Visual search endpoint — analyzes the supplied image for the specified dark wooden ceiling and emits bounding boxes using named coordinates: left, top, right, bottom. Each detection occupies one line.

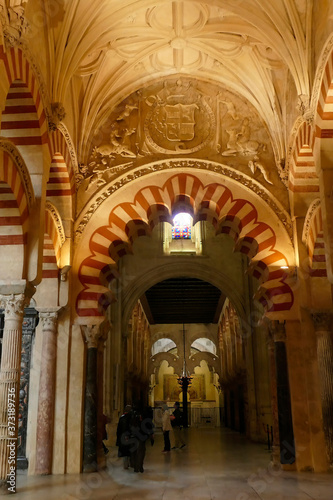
left=141, top=277, right=225, bottom=324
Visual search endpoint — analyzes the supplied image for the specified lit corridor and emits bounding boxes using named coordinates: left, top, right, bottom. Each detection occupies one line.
left=14, top=428, right=333, bottom=499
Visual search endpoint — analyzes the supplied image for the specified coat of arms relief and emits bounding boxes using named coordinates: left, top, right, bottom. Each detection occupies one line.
left=78, top=78, right=273, bottom=195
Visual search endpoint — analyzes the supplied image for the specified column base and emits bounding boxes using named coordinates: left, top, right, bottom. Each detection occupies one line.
left=0, top=480, right=15, bottom=495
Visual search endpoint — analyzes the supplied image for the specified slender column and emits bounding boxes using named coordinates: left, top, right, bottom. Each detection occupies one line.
left=267, top=324, right=280, bottom=466
left=270, top=321, right=295, bottom=465
left=0, top=294, right=27, bottom=493
left=82, top=325, right=103, bottom=472
left=17, top=309, right=38, bottom=469
left=35, top=310, right=59, bottom=475
left=312, top=312, right=333, bottom=466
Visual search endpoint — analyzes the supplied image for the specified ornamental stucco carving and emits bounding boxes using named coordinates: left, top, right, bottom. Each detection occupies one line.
left=79, top=78, right=277, bottom=197
left=0, top=1, right=28, bottom=47
left=45, top=202, right=66, bottom=246
left=302, top=199, right=321, bottom=247
left=75, top=159, right=292, bottom=241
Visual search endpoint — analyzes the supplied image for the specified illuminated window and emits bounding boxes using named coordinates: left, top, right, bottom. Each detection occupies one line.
left=171, top=213, right=192, bottom=239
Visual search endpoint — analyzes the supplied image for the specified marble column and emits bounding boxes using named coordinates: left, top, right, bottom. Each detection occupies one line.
left=267, top=325, right=280, bottom=466
left=17, top=309, right=38, bottom=469
left=35, top=310, right=59, bottom=475
left=0, top=294, right=27, bottom=493
left=271, top=321, right=295, bottom=465
left=82, top=325, right=103, bottom=472
left=312, top=312, right=333, bottom=466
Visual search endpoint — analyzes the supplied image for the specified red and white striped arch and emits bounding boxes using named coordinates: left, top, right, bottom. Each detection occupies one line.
left=289, top=122, right=318, bottom=193
left=0, top=148, right=32, bottom=278
left=0, top=47, right=49, bottom=150
left=48, top=129, right=76, bottom=201
left=76, top=171, right=294, bottom=318
left=303, top=200, right=327, bottom=278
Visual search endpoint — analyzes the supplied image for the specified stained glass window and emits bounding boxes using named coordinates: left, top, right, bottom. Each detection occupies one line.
left=172, top=213, right=192, bottom=239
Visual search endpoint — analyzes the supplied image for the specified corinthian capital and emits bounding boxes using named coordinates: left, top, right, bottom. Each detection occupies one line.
left=311, top=312, right=333, bottom=332
left=81, top=324, right=103, bottom=348
left=0, top=293, right=27, bottom=319
left=268, top=320, right=286, bottom=343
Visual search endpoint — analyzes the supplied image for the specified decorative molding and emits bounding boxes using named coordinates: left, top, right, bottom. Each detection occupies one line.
left=75, top=158, right=292, bottom=240
left=57, top=121, right=79, bottom=177
left=285, top=115, right=307, bottom=176
left=45, top=201, right=66, bottom=246
left=0, top=138, right=35, bottom=207
left=302, top=198, right=321, bottom=246
left=311, top=33, right=333, bottom=113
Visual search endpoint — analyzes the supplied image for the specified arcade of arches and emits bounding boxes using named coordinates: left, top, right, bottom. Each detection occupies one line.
left=0, top=0, right=333, bottom=493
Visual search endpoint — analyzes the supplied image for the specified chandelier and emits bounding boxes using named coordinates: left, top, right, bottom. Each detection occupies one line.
left=177, top=323, right=192, bottom=388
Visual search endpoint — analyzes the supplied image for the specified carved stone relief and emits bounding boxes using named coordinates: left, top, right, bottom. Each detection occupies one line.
left=78, top=77, right=279, bottom=210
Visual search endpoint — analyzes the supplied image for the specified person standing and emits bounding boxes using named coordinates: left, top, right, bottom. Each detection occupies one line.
left=130, top=405, right=154, bottom=473
left=116, top=405, right=132, bottom=469
left=171, top=402, right=186, bottom=449
left=161, top=404, right=172, bottom=453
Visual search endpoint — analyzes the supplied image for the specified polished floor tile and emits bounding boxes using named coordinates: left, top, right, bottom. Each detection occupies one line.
left=12, top=428, right=333, bottom=499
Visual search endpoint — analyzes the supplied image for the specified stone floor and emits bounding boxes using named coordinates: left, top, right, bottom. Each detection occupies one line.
left=13, top=427, right=333, bottom=499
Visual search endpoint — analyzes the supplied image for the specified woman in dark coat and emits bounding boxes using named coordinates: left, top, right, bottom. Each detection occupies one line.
left=116, top=405, right=132, bottom=469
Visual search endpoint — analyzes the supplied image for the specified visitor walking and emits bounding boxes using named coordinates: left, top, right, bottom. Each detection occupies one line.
left=161, top=404, right=172, bottom=453
left=171, top=402, right=186, bottom=449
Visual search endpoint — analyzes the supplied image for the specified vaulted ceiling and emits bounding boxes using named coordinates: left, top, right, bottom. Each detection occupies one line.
left=26, top=0, right=313, bottom=164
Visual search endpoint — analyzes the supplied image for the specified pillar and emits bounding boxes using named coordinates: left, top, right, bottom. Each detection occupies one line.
left=82, top=324, right=103, bottom=472
left=35, top=310, right=60, bottom=475
left=267, top=324, right=280, bottom=466
left=312, top=312, right=333, bottom=467
left=0, top=294, right=27, bottom=493
left=271, top=321, right=295, bottom=465
left=17, top=308, right=38, bottom=469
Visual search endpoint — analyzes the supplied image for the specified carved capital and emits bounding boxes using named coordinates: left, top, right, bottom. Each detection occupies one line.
left=311, top=312, right=333, bottom=332
left=48, top=102, right=66, bottom=131
left=268, top=320, right=286, bottom=343
left=38, top=311, right=59, bottom=332
left=81, top=324, right=103, bottom=348
left=0, top=293, right=27, bottom=320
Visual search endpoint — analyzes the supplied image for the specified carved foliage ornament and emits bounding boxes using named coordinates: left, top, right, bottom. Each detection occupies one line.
left=45, top=201, right=66, bottom=246
left=75, top=159, right=292, bottom=240
left=39, top=311, right=58, bottom=331
left=0, top=294, right=27, bottom=319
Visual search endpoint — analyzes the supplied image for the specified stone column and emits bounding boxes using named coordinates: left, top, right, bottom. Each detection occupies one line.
left=35, top=310, right=59, bottom=475
left=82, top=324, right=103, bottom=472
left=271, top=321, right=295, bottom=465
left=312, top=312, right=333, bottom=466
left=0, top=294, right=27, bottom=493
left=267, top=324, right=280, bottom=467
left=17, top=309, right=38, bottom=469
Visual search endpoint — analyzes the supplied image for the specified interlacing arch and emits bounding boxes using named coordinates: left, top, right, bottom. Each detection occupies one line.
left=0, top=146, right=33, bottom=279
left=77, top=172, right=294, bottom=317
